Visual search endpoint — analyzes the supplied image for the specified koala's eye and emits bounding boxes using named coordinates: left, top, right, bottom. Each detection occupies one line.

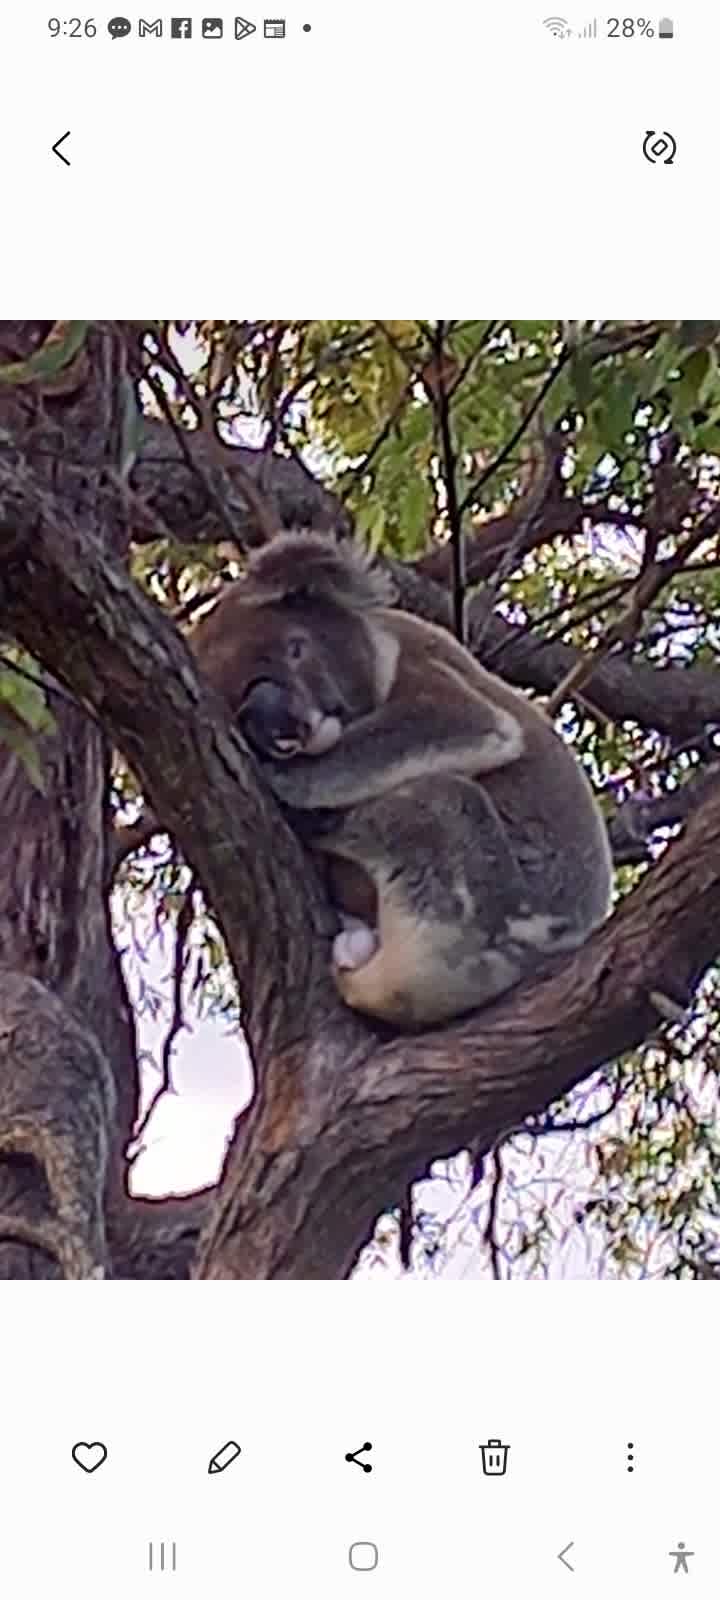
left=286, top=635, right=307, bottom=662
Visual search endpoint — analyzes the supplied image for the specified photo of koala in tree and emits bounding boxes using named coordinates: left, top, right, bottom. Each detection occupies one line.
left=0, top=319, right=718, bottom=1281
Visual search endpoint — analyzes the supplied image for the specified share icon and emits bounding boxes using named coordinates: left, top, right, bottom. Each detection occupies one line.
left=345, top=1441, right=373, bottom=1472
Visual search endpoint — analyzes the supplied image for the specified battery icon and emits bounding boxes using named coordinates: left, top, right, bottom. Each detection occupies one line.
left=658, top=17, right=674, bottom=37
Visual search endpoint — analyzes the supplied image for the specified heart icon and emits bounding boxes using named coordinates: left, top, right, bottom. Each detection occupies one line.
left=72, top=1441, right=108, bottom=1473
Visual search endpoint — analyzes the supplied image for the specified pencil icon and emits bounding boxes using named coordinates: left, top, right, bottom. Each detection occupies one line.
left=208, top=1440, right=241, bottom=1474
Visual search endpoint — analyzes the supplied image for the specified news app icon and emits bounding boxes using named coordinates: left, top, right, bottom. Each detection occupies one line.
left=235, top=15, right=257, bottom=37
left=171, top=16, right=192, bottom=37
left=264, top=17, right=286, bottom=36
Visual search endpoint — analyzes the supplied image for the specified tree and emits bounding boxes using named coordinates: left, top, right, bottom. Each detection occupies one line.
left=0, top=318, right=719, bottom=1281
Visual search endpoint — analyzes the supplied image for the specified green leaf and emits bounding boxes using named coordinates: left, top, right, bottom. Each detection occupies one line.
left=118, top=374, right=144, bottom=479
left=0, top=659, right=55, bottom=734
left=0, top=321, right=90, bottom=386
left=672, top=348, right=713, bottom=416
left=0, top=706, right=47, bottom=791
left=568, top=353, right=595, bottom=409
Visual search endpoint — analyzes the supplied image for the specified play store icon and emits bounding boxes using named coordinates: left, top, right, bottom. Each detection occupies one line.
left=234, top=15, right=256, bottom=36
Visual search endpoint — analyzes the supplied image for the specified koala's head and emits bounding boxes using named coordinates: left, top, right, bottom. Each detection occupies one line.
left=190, top=535, right=389, bottom=741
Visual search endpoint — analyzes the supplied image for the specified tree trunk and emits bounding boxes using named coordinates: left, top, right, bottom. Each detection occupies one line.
left=0, top=320, right=718, bottom=1280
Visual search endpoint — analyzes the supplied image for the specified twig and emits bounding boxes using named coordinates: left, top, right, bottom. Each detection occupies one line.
left=459, top=346, right=571, bottom=514
left=140, top=340, right=277, bottom=547
left=545, top=507, right=720, bottom=717
left=483, top=1150, right=504, bottom=1280
left=269, top=326, right=375, bottom=448
left=346, top=390, right=410, bottom=488
left=129, top=877, right=197, bottom=1158
left=447, top=320, right=499, bottom=399
left=469, top=426, right=569, bottom=648
left=429, top=321, right=466, bottom=642
left=109, top=808, right=166, bottom=880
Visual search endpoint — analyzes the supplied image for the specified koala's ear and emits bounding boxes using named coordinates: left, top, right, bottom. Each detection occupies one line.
left=245, top=531, right=393, bottom=610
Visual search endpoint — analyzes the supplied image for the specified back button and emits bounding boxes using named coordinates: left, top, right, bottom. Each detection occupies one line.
left=52, top=131, right=71, bottom=166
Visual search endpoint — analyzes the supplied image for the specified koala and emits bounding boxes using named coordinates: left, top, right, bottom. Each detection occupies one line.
left=191, top=532, right=613, bottom=1029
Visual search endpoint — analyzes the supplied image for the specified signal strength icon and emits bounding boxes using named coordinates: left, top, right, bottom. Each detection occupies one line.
left=543, top=15, right=569, bottom=35
left=579, top=16, right=597, bottom=35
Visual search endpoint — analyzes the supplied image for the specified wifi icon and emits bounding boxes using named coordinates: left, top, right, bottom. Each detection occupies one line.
left=543, top=15, right=569, bottom=34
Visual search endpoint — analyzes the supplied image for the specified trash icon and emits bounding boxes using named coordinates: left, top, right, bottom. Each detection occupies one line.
left=480, top=1439, right=509, bottom=1476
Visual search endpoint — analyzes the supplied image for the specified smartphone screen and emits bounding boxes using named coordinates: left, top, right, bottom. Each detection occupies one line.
left=0, top=1, right=717, bottom=1594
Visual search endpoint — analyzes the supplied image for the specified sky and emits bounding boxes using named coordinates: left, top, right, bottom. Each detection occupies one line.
left=121, top=912, right=251, bottom=1198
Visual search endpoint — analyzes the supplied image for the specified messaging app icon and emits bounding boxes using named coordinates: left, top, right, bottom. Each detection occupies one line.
left=107, top=15, right=131, bottom=36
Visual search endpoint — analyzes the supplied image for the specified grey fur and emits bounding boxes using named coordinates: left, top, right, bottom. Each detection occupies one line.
left=192, top=531, right=613, bottom=1029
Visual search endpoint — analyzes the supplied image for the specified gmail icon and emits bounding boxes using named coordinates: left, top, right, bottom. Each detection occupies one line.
left=138, top=17, right=163, bottom=34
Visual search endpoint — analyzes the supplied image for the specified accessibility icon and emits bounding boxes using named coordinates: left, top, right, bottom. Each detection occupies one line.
left=480, top=1439, right=509, bottom=1476
left=669, top=1541, right=694, bottom=1574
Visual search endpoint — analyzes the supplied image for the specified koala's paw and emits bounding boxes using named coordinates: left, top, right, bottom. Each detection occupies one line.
left=332, top=918, right=379, bottom=971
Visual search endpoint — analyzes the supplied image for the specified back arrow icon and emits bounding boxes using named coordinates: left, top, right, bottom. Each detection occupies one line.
left=52, top=131, right=71, bottom=166
left=558, top=1541, right=575, bottom=1571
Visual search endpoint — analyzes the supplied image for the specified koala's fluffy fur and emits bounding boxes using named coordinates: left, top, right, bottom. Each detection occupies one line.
left=191, top=531, right=613, bottom=1029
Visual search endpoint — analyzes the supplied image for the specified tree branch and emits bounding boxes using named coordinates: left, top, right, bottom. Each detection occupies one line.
left=383, top=550, right=720, bottom=743
left=197, top=772, right=720, bottom=1278
left=0, top=443, right=336, bottom=1062
left=0, top=971, right=116, bottom=1278
left=119, top=419, right=720, bottom=744
left=128, top=416, right=350, bottom=550
left=607, top=761, right=720, bottom=863
left=2, top=391, right=720, bottom=1279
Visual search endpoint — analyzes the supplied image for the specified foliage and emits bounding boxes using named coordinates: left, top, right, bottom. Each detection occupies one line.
left=0, top=650, right=56, bottom=790
left=9, top=316, right=720, bottom=1278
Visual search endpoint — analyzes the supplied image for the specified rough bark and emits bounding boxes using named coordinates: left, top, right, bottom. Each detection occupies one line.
left=195, top=775, right=720, bottom=1277
left=0, top=320, right=718, bottom=1280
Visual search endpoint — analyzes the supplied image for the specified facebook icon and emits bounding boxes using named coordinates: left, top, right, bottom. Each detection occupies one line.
left=170, top=16, right=192, bottom=35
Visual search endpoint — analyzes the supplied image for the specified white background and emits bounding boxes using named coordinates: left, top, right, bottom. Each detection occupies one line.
left=2, top=1285, right=718, bottom=1595
left=0, top=1, right=714, bottom=308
